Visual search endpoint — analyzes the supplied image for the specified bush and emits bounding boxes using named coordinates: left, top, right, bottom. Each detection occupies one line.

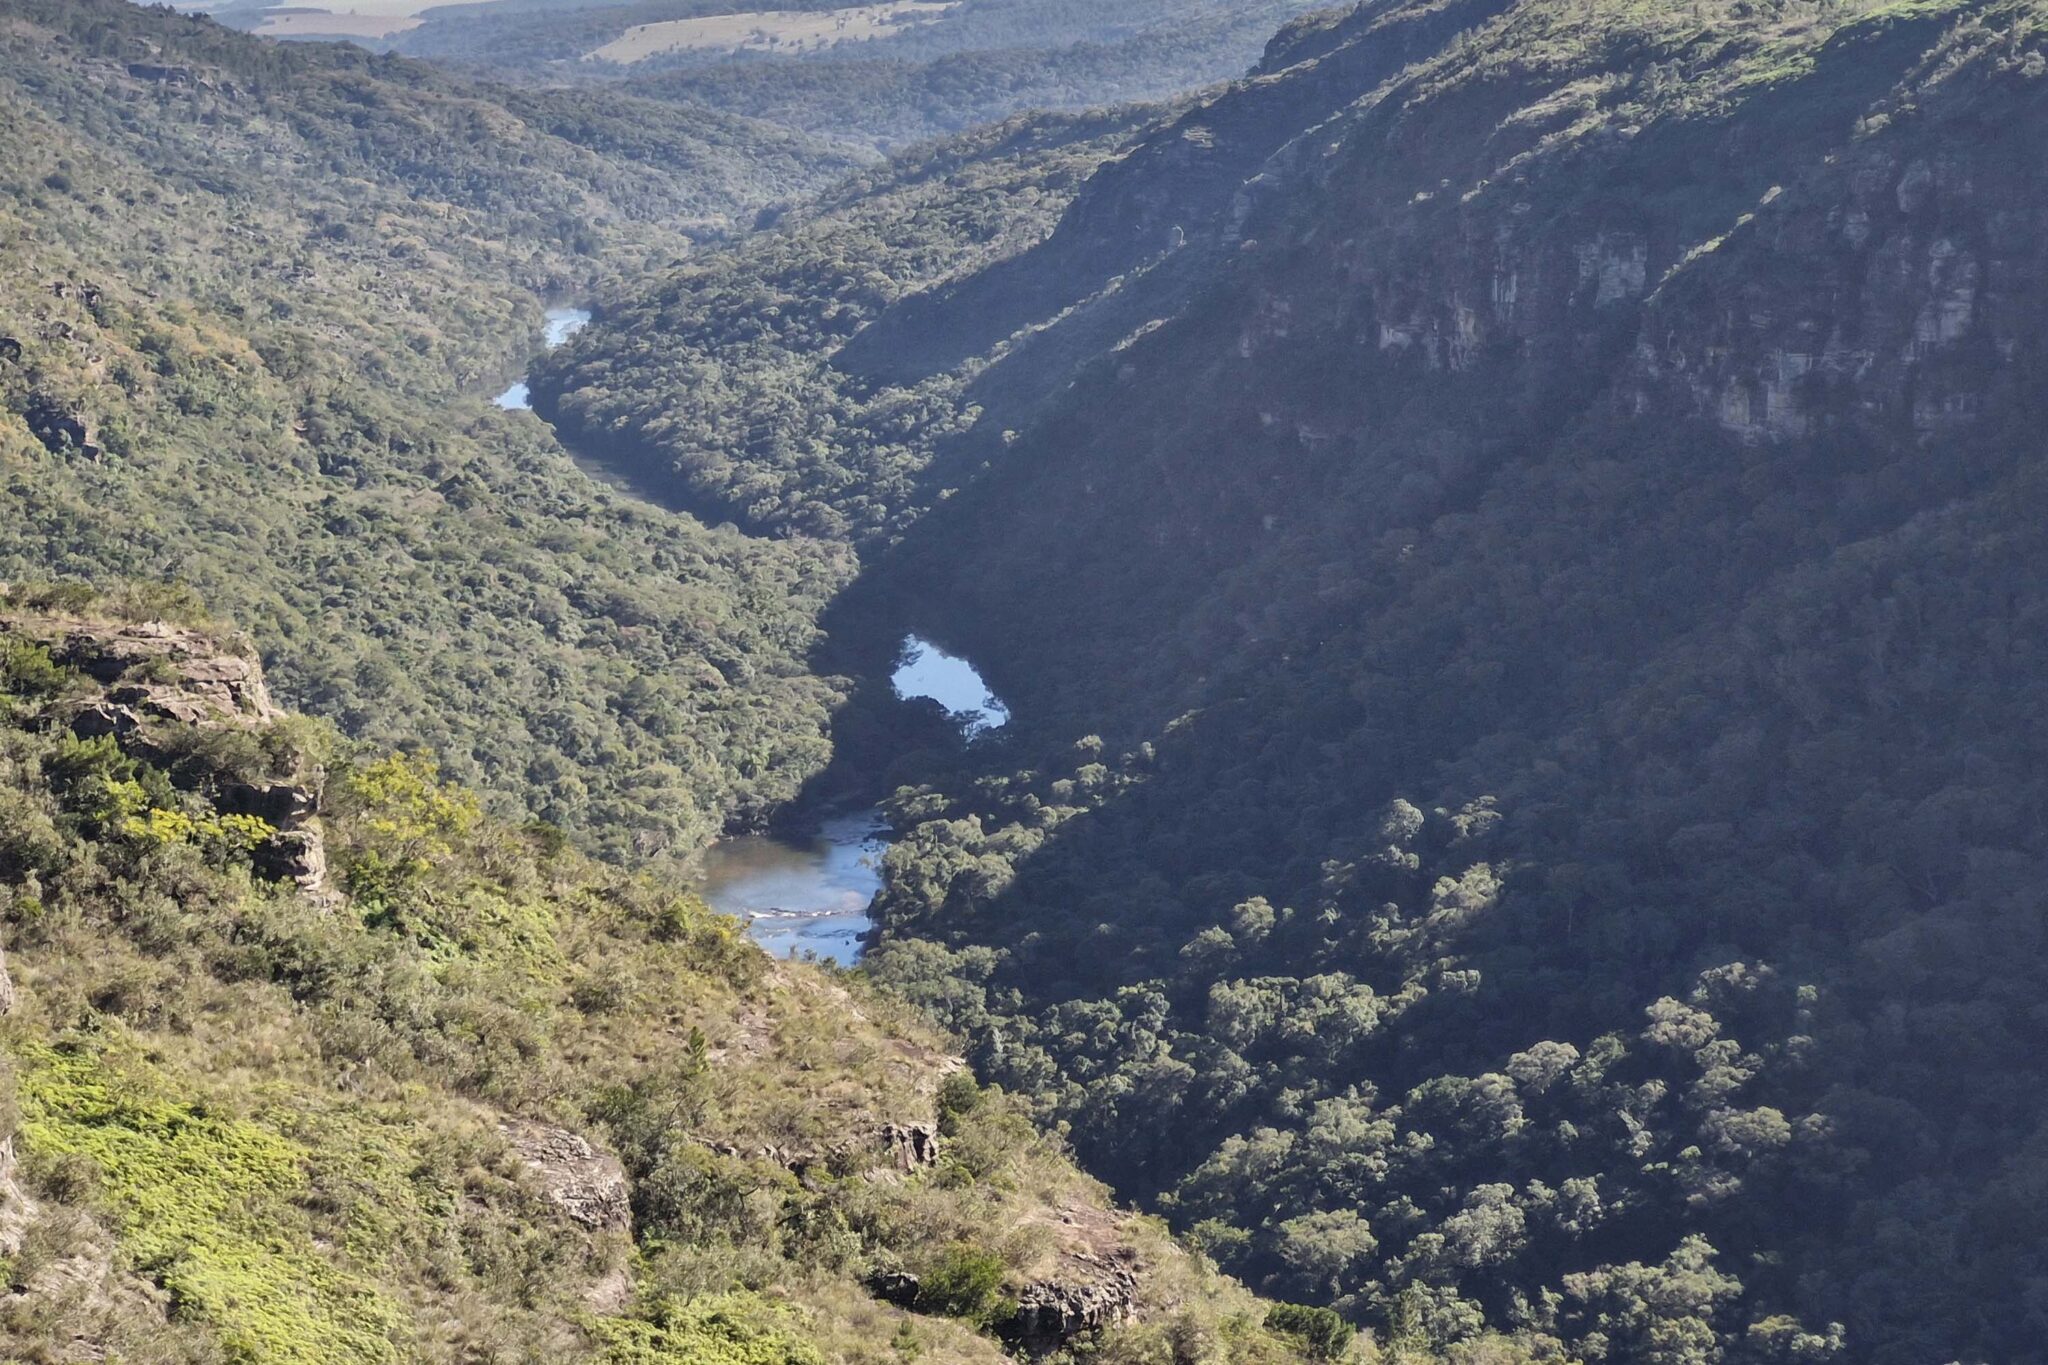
left=1266, top=1303, right=1355, bottom=1361
left=913, top=1244, right=1015, bottom=1328
left=0, top=640, right=70, bottom=699
left=935, top=1069, right=981, bottom=1136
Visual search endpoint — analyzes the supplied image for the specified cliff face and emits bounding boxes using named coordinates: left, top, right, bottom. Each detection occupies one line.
left=889, top=0, right=2048, bottom=704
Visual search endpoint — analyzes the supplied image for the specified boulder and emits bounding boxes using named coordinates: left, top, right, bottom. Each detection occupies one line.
left=252, top=827, right=327, bottom=892
left=500, top=1120, right=632, bottom=1231
left=0, top=337, right=20, bottom=363
left=869, top=1270, right=920, bottom=1306
left=68, top=699, right=143, bottom=742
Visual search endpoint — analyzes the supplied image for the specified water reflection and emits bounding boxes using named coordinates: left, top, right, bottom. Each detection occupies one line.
left=700, top=811, right=887, bottom=965
left=710, top=638, right=1007, bottom=962
left=494, top=306, right=591, bottom=410
left=893, top=635, right=1009, bottom=733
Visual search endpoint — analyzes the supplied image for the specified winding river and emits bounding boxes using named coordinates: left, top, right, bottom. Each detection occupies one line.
left=496, top=306, right=1005, bottom=966
left=702, top=637, right=1008, bottom=964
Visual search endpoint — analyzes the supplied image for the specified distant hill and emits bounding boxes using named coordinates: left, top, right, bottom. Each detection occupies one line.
left=281, top=0, right=1334, bottom=151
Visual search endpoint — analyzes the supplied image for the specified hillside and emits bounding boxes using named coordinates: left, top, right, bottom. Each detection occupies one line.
left=0, top=0, right=862, bottom=860
left=564, top=0, right=2048, bottom=1358
left=0, top=591, right=1332, bottom=1364
left=531, top=104, right=1161, bottom=540
left=367, top=0, right=1331, bottom=153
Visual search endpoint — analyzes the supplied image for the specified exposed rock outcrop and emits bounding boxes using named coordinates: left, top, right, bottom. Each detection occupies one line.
left=250, top=827, right=328, bottom=892
left=4, top=612, right=329, bottom=891
left=878, top=1120, right=939, bottom=1172
left=1002, top=1203, right=1143, bottom=1353
left=499, top=1120, right=632, bottom=1231
left=45, top=619, right=280, bottom=724
left=1009, top=1268, right=1139, bottom=1353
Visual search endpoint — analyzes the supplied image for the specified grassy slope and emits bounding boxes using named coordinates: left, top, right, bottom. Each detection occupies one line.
left=0, top=595, right=1324, bottom=1364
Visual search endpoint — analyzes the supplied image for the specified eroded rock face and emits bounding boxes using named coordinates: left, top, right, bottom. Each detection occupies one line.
left=1008, top=1264, right=1139, bottom=1353
left=8, top=613, right=332, bottom=894
left=46, top=620, right=280, bottom=725
left=251, top=828, right=327, bottom=892
left=499, top=1120, right=632, bottom=1231
left=878, top=1121, right=939, bottom=1172
left=999, top=1201, right=1144, bottom=1353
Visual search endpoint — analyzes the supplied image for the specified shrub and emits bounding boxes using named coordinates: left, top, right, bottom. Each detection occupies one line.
left=913, top=1244, right=1015, bottom=1328
left=0, top=639, right=70, bottom=699
left=935, top=1070, right=982, bottom=1136
left=1266, top=1303, right=1355, bottom=1361
left=591, top=1293, right=826, bottom=1365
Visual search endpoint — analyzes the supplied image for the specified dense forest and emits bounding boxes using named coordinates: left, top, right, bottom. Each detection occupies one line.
left=531, top=105, right=1160, bottom=539
left=0, top=0, right=863, bottom=860
left=555, top=0, right=2048, bottom=1359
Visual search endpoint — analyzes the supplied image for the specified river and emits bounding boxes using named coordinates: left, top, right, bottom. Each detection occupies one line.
left=495, top=306, right=1001, bottom=966
left=702, top=636, right=1007, bottom=964
left=493, top=306, right=591, bottom=409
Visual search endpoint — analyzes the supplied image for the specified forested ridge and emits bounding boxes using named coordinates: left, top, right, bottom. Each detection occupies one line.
left=563, top=0, right=2048, bottom=1358
left=532, top=105, right=1161, bottom=540
left=0, top=0, right=862, bottom=860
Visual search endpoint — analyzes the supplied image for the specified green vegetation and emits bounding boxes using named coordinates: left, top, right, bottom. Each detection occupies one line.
left=13, top=0, right=2048, bottom=1361
left=18, top=1042, right=410, bottom=1365
left=0, top=602, right=1320, bottom=1363
left=534, top=0, right=2048, bottom=1359
left=589, top=1294, right=826, bottom=1365
left=0, top=0, right=861, bottom=859
left=535, top=105, right=1155, bottom=540
left=912, top=1245, right=1016, bottom=1327
left=1264, top=1305, right=1354, bottom=1362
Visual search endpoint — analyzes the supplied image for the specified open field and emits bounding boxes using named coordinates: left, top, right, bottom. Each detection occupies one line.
left=587, top=1, right=955, bottom=62
left=252, top=7, right=427, bottom=37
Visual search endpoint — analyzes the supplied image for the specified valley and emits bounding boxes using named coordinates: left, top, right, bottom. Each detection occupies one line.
left=6, top=0, right=2048, bottom=1360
